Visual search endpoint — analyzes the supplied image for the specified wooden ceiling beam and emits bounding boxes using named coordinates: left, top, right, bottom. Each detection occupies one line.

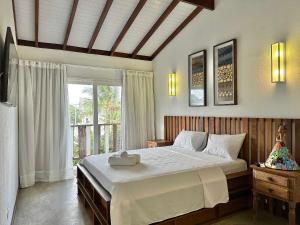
left=35, top=0, right=39, bottom=47
left=132, top=0, right=180, bottom=58
left=18, top=39, right=152, bottom=61
left=151, top=6, right=203, bottom=59
left=63, top=0, right=79, bottom=50
left=110, top=0, right=147, bottom=56
left=88, top=0, right=113, bottom=53
left=12, top=0, right=18, bottom=43
left=181, top=0, right=214, bottom=10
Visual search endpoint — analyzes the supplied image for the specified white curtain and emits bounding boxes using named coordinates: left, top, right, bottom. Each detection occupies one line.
left=122, top=70, right=155, bottom=150
left=18, top=60, right=73, bottom=188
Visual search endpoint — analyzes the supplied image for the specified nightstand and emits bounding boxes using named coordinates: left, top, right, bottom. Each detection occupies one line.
left=146, top=139, right=172, bottom=148
left=251, top=165, right=300, bottom=225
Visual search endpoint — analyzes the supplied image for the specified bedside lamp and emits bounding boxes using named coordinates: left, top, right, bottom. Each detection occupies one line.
left=271, top=42, right=286, bottom=83
left=168, top=73, right=176, bottom=96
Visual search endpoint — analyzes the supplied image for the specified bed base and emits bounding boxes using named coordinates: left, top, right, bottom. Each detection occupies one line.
left=77, top=165, right=252, bottom=225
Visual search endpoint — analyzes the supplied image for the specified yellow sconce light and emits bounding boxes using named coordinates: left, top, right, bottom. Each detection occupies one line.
left=168, top=73, right=176, bottom=96
left=271, top=42, right=286, bottom=83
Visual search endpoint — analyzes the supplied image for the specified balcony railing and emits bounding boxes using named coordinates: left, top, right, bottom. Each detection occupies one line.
left=71, top=123, right=121, bottom=162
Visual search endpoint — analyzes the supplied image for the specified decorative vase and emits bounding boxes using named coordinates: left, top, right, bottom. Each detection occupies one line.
left=265, top=124, right=299, bottom=170
left=265, top=142, right=300, bottom=171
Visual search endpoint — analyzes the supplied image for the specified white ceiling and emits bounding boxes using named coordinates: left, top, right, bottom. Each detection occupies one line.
left=93, top=0, right=139, bottom=51
left=139, top=2, right=196, bottom=56
left=68, top=0, right=107, bottom=48
left=116, top=0, right=173, bottom=54
left=14, top=0, right=198, bottom=57
left=39, top=0, right=74, bottom=43
left=15, top=0, right=35, bottom=41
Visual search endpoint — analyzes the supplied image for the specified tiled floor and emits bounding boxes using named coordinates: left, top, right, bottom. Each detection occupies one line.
left=13, top=179, right=288, bottom=225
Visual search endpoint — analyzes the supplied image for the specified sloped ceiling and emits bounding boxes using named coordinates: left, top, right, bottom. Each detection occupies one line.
left=13, top=0, right=214, bottom=61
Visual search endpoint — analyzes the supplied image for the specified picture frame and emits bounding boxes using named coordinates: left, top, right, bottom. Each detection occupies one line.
left=213, top=39, right=237, bottom=105
left=188, top=50, right=207, bottom=107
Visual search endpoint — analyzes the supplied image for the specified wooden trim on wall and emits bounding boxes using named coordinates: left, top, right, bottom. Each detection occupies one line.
left=18, top=39, right=152, bottom=61
left=63, top=0, right=79, bottom=50
left=151, top=6, right=203, bottom=59
left=182, top=0, right=215, bottom=10
left=12, top=0, right=18, bottom=42
left=164, top=116, right=300, bottom=165
left=132, top=0, right=180, bottom=58
left=110, top=0, right=147, bottom=55
left=87, top=0, right=113, bottom=52
left=35, top=0, right=39, bottom=47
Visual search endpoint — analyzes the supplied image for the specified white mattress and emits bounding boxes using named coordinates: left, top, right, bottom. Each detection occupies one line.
left=81, top=146, right=247, bottom=194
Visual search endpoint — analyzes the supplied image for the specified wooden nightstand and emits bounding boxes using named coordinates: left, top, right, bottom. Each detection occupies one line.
left=251, top=165, right=300, bottom=225
left=146, top=139, right=172, bottom=148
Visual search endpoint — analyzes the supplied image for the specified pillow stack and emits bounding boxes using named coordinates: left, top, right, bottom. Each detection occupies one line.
left=173, top=130, right=207, bottom=151
left=203, top=133, right=246, bottom=160
left=173, top=130, right=246, bottom=160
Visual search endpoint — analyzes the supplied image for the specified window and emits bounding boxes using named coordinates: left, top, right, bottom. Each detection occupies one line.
left=68, top=84, right=122, bottom=165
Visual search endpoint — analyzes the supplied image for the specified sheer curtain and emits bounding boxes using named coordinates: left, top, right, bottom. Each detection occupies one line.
left=122, top=70, right=155, bottom=150
left=18, top=60, right=73, bottom=188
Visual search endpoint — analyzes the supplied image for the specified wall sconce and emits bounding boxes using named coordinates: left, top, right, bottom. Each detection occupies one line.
left=271, top=42, right=286, bottom=83
left=168, top=73, right=176, bottom=96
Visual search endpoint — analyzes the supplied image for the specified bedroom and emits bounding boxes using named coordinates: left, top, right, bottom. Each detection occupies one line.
left=0, top=0, right=300, bottom=225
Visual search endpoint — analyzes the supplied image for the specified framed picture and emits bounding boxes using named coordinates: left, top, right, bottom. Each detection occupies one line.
left=213, top=39, right=237, bottom=105
left=188, top=50, right=207, bottom=107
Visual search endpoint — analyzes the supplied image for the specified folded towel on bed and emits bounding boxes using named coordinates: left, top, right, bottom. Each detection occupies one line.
left=108, top=151, right=141, bottom=166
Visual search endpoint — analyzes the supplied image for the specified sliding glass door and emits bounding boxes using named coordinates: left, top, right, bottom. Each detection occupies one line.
left=68, top=84, right=121, bottom=165
left=97, top=85, right=122, bottom=154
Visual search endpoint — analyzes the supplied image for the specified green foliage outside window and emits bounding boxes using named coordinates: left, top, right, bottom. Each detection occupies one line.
left=69, top=85, right=121, bottom=165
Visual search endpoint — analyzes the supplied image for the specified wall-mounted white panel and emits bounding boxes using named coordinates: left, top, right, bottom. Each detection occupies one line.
left=139, top=2, right=196, bottom=56
left=39, top=0, right=73, bottom=44
left=68, top=0, right=106, bottom=48
left=93, top=0, right=139, bottom=51
left=0, top=104, right=18, bottom=225
left=116, top=0, right=172, bottom=54
left=14, top=0, right=35, bottom=41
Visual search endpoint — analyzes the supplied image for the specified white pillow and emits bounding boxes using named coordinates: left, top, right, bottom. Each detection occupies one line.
left=173, top=130, right=207, bottom=151
left=203, top=133, right=246, bottom=160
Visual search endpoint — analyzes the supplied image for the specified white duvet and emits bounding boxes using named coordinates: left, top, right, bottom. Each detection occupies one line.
left=81, top=146, right=247, bottom=225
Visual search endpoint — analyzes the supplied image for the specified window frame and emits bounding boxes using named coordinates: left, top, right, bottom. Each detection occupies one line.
left=68, top=82, right=122, bottom=155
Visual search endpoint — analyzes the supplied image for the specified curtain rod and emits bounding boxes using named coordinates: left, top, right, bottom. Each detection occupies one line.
left=65, top=63, right=152, bottom=73
left=18, top=58, right=152, bottom=72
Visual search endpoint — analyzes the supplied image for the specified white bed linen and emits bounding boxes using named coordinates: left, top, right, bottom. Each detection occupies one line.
left=81, top=146, right=247, bottom=225
left=82, top=146, right=247, bottom=193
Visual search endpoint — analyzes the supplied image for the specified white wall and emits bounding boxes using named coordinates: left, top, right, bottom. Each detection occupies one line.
left=17, top=46, right=153, bottom=71
left=153, top=0, right=300, bottom=138
left=0, top=0, right=19, bottom=225
left=0, top=0, right=16, bottom=42
left=0, top=105, right=18, bottom=225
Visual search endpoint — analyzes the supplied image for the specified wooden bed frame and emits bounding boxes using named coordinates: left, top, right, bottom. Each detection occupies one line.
left=77, top=115, right=300, bottom=225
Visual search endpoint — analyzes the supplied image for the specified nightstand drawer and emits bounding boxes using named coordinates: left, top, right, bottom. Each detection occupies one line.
left=255, top=180, right=290, bottom=201
left=148, top=142, right=157, bottom=148
left=254, top=170, right=289, bottom=187
left=146, top=140, right=172, bottom=148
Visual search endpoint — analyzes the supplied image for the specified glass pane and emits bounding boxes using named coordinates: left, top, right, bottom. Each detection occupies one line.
left=97, top=86, right=122, bottom=153
left=68, top=84, right=94, bottom=165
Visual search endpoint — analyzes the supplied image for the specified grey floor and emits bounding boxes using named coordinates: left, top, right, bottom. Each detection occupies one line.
left=13, top=179, right=288, bottom=225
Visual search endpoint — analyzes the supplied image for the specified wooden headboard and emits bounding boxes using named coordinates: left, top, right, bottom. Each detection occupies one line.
left=164, top=116, right=300, bottom=165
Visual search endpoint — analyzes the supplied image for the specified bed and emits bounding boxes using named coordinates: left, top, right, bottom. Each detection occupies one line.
left=77, top=116, right=267, bottom=225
